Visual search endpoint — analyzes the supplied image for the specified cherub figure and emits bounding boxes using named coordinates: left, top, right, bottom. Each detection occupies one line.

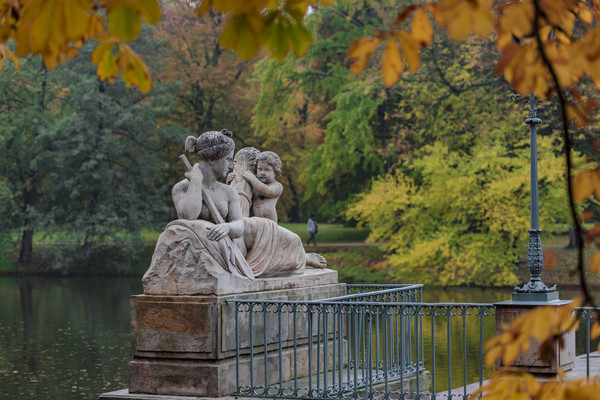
left=241, top=151, right=283, bottom=223
left=227, top=147, right=260, bottom=218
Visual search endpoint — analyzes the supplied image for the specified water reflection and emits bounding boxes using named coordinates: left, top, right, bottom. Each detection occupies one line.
left=0, top=277, right=141, bottom=400
left=0, top=278, right=595, bottom=400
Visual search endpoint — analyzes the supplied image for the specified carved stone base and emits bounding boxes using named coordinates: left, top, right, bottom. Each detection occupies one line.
left=126, top=277, right=345, bottom=397
left=495, top=300, right=575, bottom=374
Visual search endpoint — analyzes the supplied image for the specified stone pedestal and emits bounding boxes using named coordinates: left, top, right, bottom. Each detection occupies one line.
left=126, top=268, right=344, bottom=397
left=494, top=297, right=575, bottom=374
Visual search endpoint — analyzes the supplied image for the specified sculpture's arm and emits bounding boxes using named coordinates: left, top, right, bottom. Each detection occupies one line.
left=206, top=185, right=245, bottom=241
left=242, top=171, right=283, bottom=198
left=172, top=164, right=204, bottom=219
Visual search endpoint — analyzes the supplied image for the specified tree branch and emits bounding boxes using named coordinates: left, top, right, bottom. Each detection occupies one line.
left=532, top=0, right=594, bottom=307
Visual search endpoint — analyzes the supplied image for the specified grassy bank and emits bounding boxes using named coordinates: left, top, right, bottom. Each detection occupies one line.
left=3, top=226, right=599, bottom=290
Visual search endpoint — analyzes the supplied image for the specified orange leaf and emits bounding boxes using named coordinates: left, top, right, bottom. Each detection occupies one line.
left=498, top=2, right=534, bottom=38
left=544, top=250, right=556, bottom=270
left=590, top=170, right=600, bottom=201
left=581, top=210, right=595, bottom=222
left=395, top=30, right=420, bottom=72
left=573, top=170, right=593, bottom=203
left=439, top=0, right=494, bottom=42
left=590, top=251, right=600, bottom=273
left=411, top=8, right=433, bottom=47
left=348, top=35, right=382, bottom=75
left=381, top=38, right=404, bottom=86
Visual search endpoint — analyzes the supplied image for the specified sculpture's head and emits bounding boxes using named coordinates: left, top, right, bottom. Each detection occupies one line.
left=234, top=147, right=260, bottom=173
left=256, top=151, right=282, bottom=181
left=185, top=129, right=235, bottom=162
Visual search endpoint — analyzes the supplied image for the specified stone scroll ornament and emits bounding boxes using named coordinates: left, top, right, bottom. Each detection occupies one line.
left=179, top=154, right=255, bottom=280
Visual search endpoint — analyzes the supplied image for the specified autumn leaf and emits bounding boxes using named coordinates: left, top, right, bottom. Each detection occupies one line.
left=91, top=40, right=119, bottom=83
left=108, top=5, right=141, bottom=41
left=498, top=1, right=534, bottom=39
left=411, top=8, right=433, bottom=47
left=287, top=21, right=313, bottom=57
left=392, top=5, right=417, bottom=28
left=544, top=250, right=556, bottom=270
left=590, top=252, right=600, bottom=273
left=117, top=44, right=153, bottom=93
left=438, top=0, right=494, bottom=42
left=0, top=43, right=19, bottom=72
left=220, top=11, right=263, bottom=59
left=395, top=30, right=420, bottom=72
left=348, top=34, right=382, bottom=75
left=381, top=38, right=403, bottom=86
left=572, top=170, right=593, bottom=203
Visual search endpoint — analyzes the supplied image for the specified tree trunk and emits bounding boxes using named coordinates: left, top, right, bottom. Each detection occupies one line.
left=566, top=227, right=579, bottom=249
left=18, top=229, right=34, bottom=265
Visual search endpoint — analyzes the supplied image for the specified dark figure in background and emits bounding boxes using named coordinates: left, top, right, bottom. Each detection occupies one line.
left=307, top=215, right=318, bottom=246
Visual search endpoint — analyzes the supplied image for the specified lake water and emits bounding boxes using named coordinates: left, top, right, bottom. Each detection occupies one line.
left=0, top=277, right=590, bottom=400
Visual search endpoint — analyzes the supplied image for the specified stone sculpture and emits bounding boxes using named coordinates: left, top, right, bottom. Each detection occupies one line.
left=226, top=146, right=260, bottom=218
left=142, top=130, right=326, bottom=296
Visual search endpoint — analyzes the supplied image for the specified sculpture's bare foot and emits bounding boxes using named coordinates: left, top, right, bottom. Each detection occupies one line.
left=306, top=253, right=327, bottom=268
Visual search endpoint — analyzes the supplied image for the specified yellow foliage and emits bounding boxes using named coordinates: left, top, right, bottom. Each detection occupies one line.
left=0, top=0, right=160, bottom=92
left=472, top=373, right=600, bottom=400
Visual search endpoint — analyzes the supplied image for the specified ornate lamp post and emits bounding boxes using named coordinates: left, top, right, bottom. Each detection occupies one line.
left=511, top=94, right=557, bottom=301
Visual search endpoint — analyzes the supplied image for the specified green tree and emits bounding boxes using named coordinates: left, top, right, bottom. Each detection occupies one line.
left=0, top=56, right=58, bottom=264
left=40, top=38, right=184, bottom=270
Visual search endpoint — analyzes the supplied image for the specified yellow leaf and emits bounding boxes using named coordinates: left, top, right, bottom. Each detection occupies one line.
left=591, top=170, right=600, bottom=200
left=220, top=11, right=263, bottom=59
left=348, top=35, right=382, bottom=75
left=484, top=344, right=502, bottom=366
left=288, top=21, right=313, bottom=57
left=411, top=8, right=433, bottom=47
left=503, top=341, right=520, bottom=365
left=108, top=5, right=141, bottom=42
left=0, top=43, right=20, bottom=72
left=196, top=0, right=214, bottom=16
left=524, top=373, right=541, bottom=396
left=572, top=170, right=593, bottom=203
left=590, top=252, right=600, bottom=273
left=498, top=2, right=534, bottom=38
left=91, top=41, right=118, bottom=83
left=117, top=44, right=153, bottom=93
left=138, top=0, right=161, bottom=25
left=439, top=0, right=494, bottom=42
left=381, top=38, right=404, bottom=86
left=395, top=30, right=420, bottom=72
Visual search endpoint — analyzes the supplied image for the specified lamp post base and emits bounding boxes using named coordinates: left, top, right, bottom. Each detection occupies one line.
left=512, top=290, right=559, bottom=302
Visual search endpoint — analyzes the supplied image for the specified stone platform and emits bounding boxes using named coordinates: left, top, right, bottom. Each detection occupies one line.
left=124, top=268, right=345, bottom=397
left=494, top=299, right=575, bottom=374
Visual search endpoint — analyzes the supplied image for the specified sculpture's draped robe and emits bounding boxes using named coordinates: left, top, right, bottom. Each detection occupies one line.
left=142, top=217, right=305, bottom=295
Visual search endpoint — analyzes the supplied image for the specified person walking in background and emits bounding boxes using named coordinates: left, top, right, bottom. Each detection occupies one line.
left=307, top=215, right=318, bottom=246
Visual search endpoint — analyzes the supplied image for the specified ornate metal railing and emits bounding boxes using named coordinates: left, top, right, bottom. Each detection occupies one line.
left=228, top=288, right=599, bottom=400
left=576, top=307, right=600, bottom=379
